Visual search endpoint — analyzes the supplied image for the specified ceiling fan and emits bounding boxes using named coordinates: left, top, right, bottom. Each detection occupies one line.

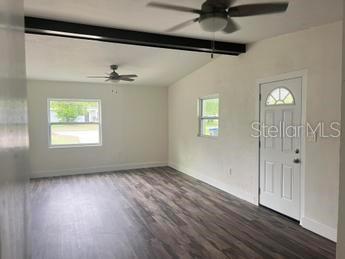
left=147, top=0, right=289, bottom=33
left=88, top=65, right=138, bottom=83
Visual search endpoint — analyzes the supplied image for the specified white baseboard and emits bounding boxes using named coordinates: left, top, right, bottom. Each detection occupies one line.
left=300, top=217, right=337, bottom=242
left=31, top=161, right=168, bottom=179
left=32, top=161, right=338, bottom=242
left=169, top=162, right=257, bottom=205
left=169, top=162, right=337, bottom=242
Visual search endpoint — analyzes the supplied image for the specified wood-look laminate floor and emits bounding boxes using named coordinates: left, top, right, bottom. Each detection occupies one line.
left=31, top=167, right=336, bottom=259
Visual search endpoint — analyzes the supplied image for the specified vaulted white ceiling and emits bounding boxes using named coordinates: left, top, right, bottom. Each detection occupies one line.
left=25, top=34, right=213, bottom=86
left=24, top=0, right=343, bottom=85
left=25, top=0, right=342, bottom=43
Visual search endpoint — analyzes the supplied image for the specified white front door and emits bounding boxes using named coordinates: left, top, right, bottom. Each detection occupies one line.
left=259, top=77, right=302, bottom=220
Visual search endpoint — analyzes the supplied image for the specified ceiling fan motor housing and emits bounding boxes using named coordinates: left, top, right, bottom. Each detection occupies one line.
left=199, top=3, right=228, bottom=32
left=110, top=64, right=119, bottom=71
left=110, top=71, right=120, bottom=80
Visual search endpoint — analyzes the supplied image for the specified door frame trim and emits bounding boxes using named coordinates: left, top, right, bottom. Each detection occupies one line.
left=256, top=70, right=308, bottom=221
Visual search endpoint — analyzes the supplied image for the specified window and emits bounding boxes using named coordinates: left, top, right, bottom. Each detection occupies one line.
left=266, top=87, right=295, bottom=106
left=199, top=96, right=219, bottom=137
left=48, top=99, right=101, bottom=147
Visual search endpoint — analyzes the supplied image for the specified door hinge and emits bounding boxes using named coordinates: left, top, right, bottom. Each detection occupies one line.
left=259, top=140, right=261, bottom=149
left=259, top=188, right=261, bottom=195
left=259, top=93, right=262, bottom=102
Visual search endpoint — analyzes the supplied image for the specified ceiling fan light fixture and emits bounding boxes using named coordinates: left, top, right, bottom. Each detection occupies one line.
left=199, top=13, right=228, bottom=32
left=147, top=1, right=289, bottom=34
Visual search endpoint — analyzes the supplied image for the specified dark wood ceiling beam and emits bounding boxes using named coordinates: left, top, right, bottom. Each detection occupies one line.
left=25, top=16, right=246, bottom=56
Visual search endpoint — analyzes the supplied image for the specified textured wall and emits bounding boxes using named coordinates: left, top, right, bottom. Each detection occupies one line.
left=169, top=22, right=342, bottom=241
left=337, top=2, right=345, bottom=257
left=27, top=80, right=168, bottom=178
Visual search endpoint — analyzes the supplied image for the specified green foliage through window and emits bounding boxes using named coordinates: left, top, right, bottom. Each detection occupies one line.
left=202, top=98, right=219, bottom=117
left=50, top=100, right=99, bottom=123
left=199, top=97, right=219, bottom=137
left=48, top=99, right=101, bottom=146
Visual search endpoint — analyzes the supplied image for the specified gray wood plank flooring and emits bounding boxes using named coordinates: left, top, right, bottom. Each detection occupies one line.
left=30, top=167, right=336, bottom=259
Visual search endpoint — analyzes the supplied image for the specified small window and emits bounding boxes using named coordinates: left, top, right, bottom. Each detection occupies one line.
left=266, top=87, right=295, bottom=106
left=199, top=96, right=219, bottom=137
left=48, top=99, right=101, bottom=147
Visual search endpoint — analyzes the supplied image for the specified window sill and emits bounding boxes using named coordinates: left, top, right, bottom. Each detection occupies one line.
left=48, top=143, right=103, bottom=149
left=197, top=135, right=218, bottom=139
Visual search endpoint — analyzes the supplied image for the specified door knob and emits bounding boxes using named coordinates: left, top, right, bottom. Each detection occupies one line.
left=293, top=158, right=301, bottom=164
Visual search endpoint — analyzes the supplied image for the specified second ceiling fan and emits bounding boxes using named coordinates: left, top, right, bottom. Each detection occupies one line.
left=147, top=0, right=289, bottom=33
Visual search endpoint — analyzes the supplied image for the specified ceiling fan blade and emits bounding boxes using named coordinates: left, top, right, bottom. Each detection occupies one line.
left=119, top=77, right=135, bottom=82
left=119, top=74, right=138, bottom=78
left=228, top=2, right=289, bottom=17
left=166, top=18, right=199, bottom=32
left=222, top=18, right=240, bottom=34
left=147, top=2, right=202, bottom=14
left=88, top=76, right=110, bottom=78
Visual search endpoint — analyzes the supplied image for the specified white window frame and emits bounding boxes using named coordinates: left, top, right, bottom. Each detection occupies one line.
left=198, top=95, right=220, bottom=138
left=48, top=98, right=102, bottom=148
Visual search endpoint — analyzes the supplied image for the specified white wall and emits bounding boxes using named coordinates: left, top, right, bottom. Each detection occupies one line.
left=337, top=1, right=345, bottom=257
left=0, top=0, right=30, bottom=257
left=28, top=80, right=168, bottom=178
left=169, top=22, right=342, bottom=241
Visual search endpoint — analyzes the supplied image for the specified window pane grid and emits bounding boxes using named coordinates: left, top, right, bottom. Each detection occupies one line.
left=200, top=116, right=219, bottom=119
left=49, top=122, right=100, bottom=125
left=48, top=99, right=101, bottom=147
left=199, top=97, right=219, bottom=137
left=266, top=87, right=295, bottom=106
